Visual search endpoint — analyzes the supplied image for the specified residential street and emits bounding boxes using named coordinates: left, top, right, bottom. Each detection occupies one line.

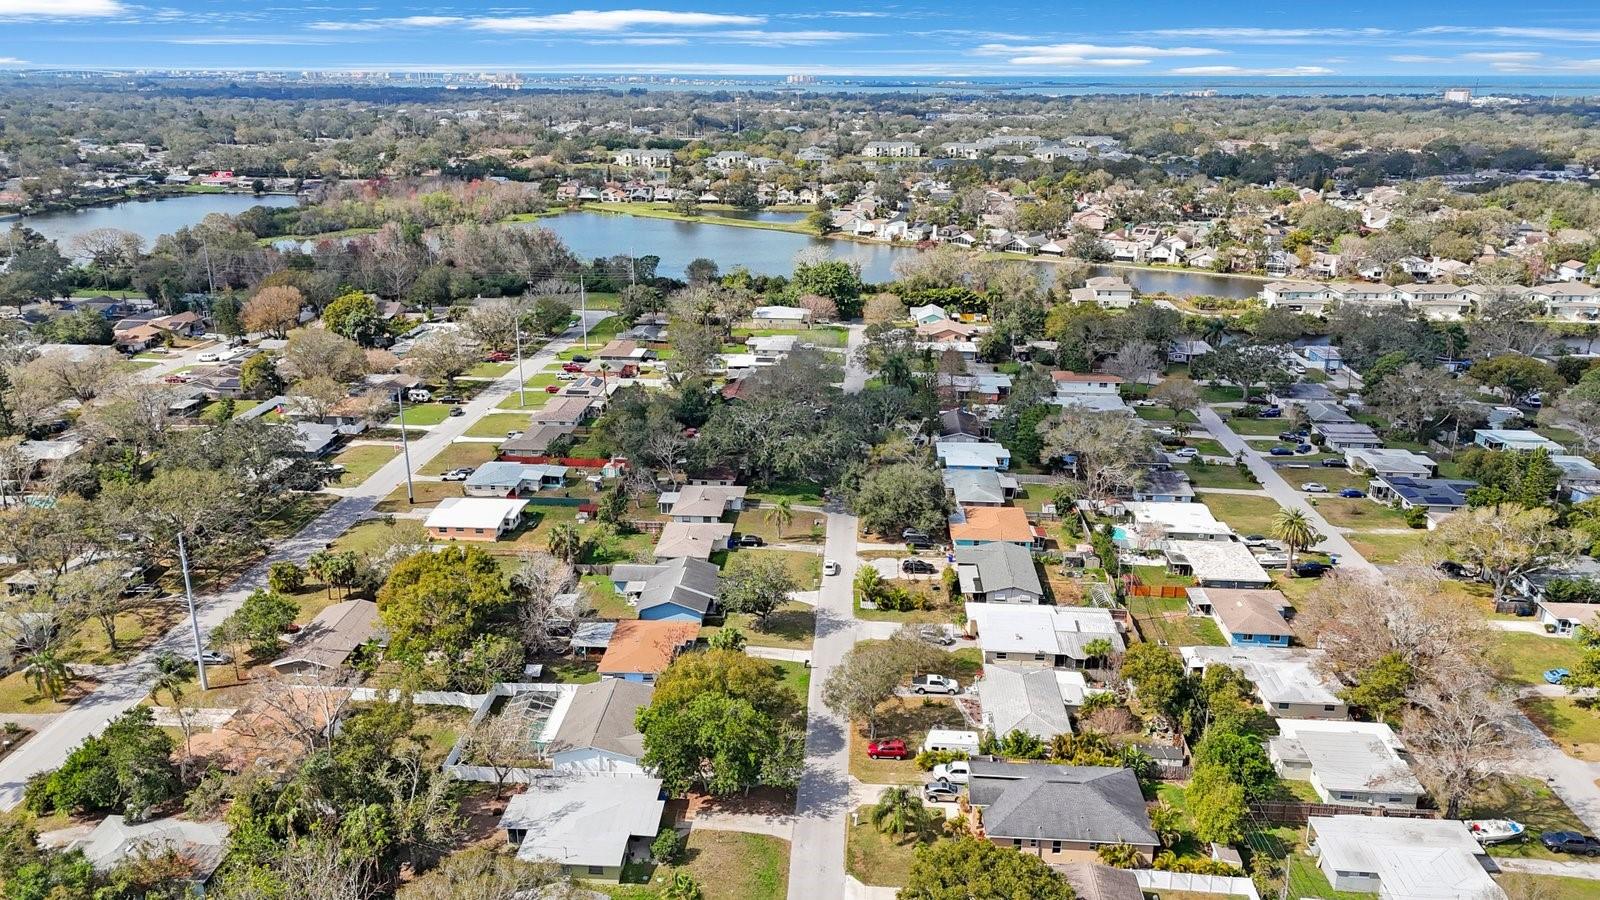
left=0, top=312, right=610, bottom=809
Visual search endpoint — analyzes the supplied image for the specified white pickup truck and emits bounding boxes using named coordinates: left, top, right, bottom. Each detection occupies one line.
left=931, top=760, right=972, bottom=784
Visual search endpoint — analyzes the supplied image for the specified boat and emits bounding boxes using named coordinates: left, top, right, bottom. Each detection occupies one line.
left=1465, top=819, right=1525, bottom=844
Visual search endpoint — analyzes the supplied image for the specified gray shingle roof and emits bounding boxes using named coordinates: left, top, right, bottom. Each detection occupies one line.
left=610, top=557, right=722, bottom=614
left=548, top=679, right=654, bottom=760
left=954, top=542, right=1043, bottom=597
left=967, top=761, right=1157, bottom=847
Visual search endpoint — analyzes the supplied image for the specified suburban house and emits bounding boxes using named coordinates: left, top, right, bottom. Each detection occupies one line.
left=954, top=542, right=1044, bottom=603
left=750, top=305, right=811, bottom=327
left=1161, top=539, right=1272, bottom=589
left=978, top=665, right=1089, bottom=739
left=1051, top=372, right=1125, bottom=401
left=270, top=599, right=383, bottom=675
left=424, top=497, right=528, bottom=542
left=966, top=762, right=1159, bottom=862
left=62, top=816, right=230, bottom=890
left=1181, top=645, right=1348, bottom=719
left=499, top=774, right=665, bottom=881
left=1307, top=816, right=1502, bottom=898
left=936, top=440, right=1012, bottom=471
left=546, top=679, right=654, bottom=773
left=533, top=396, right=597, bottom=429
left=464, top=462, right=569, bottom=497
left=1312, top=422, right=1382, bottom=452
left=1128, top=469, right=1195, bottom=504
left=658, top=484, right=746, bottom=523
left=498, top=424, right=577, bottom=460
left=1186, top=587, right=1295, bottom=647
left=1554, top=454, right=1600, bottom=502
left=909, top=303, right=948, bottom=325
left=1473, top=428, right=1566, bottom=453
left=1344, top=448, right=1436, bottom=479
left=943, top=469, right=1018, bottom=507
left=651, top=521, right=734, bottom=561
left=964, top=602, right=1125, bottom=670
left=1069, top=276, right=1136, bottom=309
left=1057, top=863, right=1145, bottom=900
left=596, top=339, right=654, bottom=364
left=1123, top=502, right=1232, bottom=545
left=938, top=408, right=987, bottom=442
left=1367, top=475, right=1476, bottom=512
left=1270, top=722, right=1422, bottom=808
left=608, top=557, right=722, bottom=622
left=596, top=620, right=700, bottom=682
left=949, top=505, right=1040, bottom=549
left=1536, top=600, right=1600, bottom=636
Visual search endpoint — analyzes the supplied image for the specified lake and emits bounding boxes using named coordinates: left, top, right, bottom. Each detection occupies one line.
left=12, top=192, right=300, bottom=252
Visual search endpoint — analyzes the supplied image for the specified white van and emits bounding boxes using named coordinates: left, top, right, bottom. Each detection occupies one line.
left=406, top=388, right=432, bottom=403
left=921, top=729, right=981, bottom=756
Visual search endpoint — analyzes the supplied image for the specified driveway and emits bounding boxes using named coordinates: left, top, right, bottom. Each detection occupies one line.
left=0, top=312, right=611, bottom=810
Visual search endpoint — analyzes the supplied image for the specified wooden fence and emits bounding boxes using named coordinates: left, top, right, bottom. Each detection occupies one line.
left=1127, top=584, right=1187, bottom=599
left=1248, top=801, right=1437, bottom=826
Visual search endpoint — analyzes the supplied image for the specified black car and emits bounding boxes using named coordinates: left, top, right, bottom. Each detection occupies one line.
left=1320, top=458, right=1347, bottom=468
left=571, top=355, right=591, bottom=363
left=902, top=558, right=937, bottom=575
left=1277, top=431, right=1301, bottom=442
left=1293, top=561, right=1330, bottom=578
left=733, top=534, right=765, bottom=548
left=1542, top=831, right=1600, bottom=856
left=1436, top=560, right=1468, bottom=578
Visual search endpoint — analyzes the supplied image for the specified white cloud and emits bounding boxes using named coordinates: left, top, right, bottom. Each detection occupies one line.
left=599, top=37, right=687, bottom=45
left=1141, top=27, right=1386, bottom=42
left=1418, top=25, right=1600, bottom=42
left=467, top=9, right=763, bottom=32
left=711, top=29, right=861, bottom=45
left=975, top=41, right=1221, bottom=59
left=165, top=34, right=346, bottom=45
left=309, top=16, right=465, bottom=31
left=0, top=0, right=122, bottom=16
left=1462, top=51, right=1542, bottom=63
left=1170, top=65, right=1334, bottom=76
left=1388, top=54, right=1451, bottom=64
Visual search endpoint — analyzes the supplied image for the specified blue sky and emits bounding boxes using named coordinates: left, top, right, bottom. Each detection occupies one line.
left=4, top=0, right=1600, bottom=76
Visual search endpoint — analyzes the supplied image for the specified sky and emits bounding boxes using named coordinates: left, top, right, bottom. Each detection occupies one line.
left=3, top=0, right=1600, bottom=77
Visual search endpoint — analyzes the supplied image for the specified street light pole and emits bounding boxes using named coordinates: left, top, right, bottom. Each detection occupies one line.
left=396, top=389, right=415, bottom=504
left=579, top=275, right=589, bottom=350
left=177, top=532, right=208, bottom=691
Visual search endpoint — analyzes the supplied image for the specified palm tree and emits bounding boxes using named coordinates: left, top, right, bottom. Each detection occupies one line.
left=305, top=550, right=332, bottom=600
left=1271, top=508, right=1318, bottom=575
left=22, top=649, right=69, bottom=702
left=547, top=522, right=585, bottom=564
left=870, top=786, right=930, bottom=836
left=151, top=652, right=192, bottom=707
left=662, top=873, right=704, bottom=900
left=1096, top=842, right=1143, bottom=869
left=764, top=497, right=795, bottom=538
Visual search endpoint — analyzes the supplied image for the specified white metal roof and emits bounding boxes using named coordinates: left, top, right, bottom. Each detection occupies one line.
left=500, top=774, right=664, bottom=869
left=1310, top=817, right=1500, bottom=900
left=424, top=497, right=527, bottom=530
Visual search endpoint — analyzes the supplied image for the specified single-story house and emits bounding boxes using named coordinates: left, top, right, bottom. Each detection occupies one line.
left=935, top=440, right=1012, bottom=471
left=1313, top=422, right=1382, bottom=451
left=596, top=620, right=701, bottom=682
left=965, top=602, right=1124, bottom=669
left=954, top=542, right=1044, bottom=603
left=652, top=521, right=734, bottom=561
left=657, top=484, right=746, bottom=522
left=270, top=599, right=382, bottom=675
left=1302, top=401, right=1353, bottom=425
left=1124, top=502, right=1232, bottom=544
left=1344, top=448, right=1436, bottom=479
left=1368, top=475, right=1476, bottom=512
left=498, top=424, right=576, bottom=460
left=293, top=422, right=340, bottom=457
left=943, top=469, right=1018, bottom=507
left=1474, top=428, right=1566, bottom=453
left=750, top=305, right=810, bottom=326
left=465, top=461, right=569, bottom=497
left=499, top=774, right=665, bottom=880
left=533, top=396, right=597, bottom=429
left=949, top=505, right=1040, bottom=549
left=978, top=664, right=1079, bottom=739
left=1308, top=816, right=1502, bottom=898
left=1051, top=372, right=1124, bottom=400
left=1270, top=723, right=1422, bottom=808
left=1536, top=600, right=1600, bottom=636
left=65, top=815, right=229, bottom=888
left=424, top=497, right=529, bottom=542
left=1167, top=339, right=1211, bottom=364
left=1181, top=645, right=1347, bottom=719
left=596, top=339, right=654, bottom=364
left=1128, top=469, right=1194, bottom=504
left=1554, top=454, right=1600, bottom=503
left=939, top=408, right=987, bottom=442
left=1186, top=587, right=1295, bottom=647
left=1270, top=381, right=1338, bottom=407
left=909, top=304, right=948, bottom=325
left=1161, top=539, right=1272, bottom=589
left=546, top=679, right=654, bottom=773
left=609, top=557, right=722, bottom=621
left=967, top=761, right=1158, bottom=862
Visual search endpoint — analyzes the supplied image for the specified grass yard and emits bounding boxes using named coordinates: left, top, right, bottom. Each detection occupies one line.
left=1285, top=852, right=1370, bottom=900
left=1181, top=437, right=1231, bottom=458
left=1467, top=777, right=1589, bottom=862
left=581, top=574, right=637, bottom=620
left=1199, top=493, right=1286, bottom=536
left=849, top=696, right=968, bottom=785
left=418, top=441, right=498, bottom=476
left=703, top=600, right=816, bottom=651
left=604, top=831, right=790, bottom=900
left=1201, top=385, right=1245, bottom=403
left=746, top=481, right=827, bottom=504
left=496, top=390, right=553, bottom=410
left=374, top=480, right=463, bottom=512
left=0, top=669, right=91, bottom=713
left=1224, top=416, right=1294, bottom=436
left=1344, top=531, right=1430, bottom=565
left=1495, top=873, right=1600, bottom=899
left=732, top=508, right=827, bottom=545
left=390, top=402, right=454, bottom=427
left=1490, top=631, right=1585, bottom=687
left=1522, top=697, right=1600, bottom=762
left=329, top=444, right=400, bottom=487
left=66, top=605, right=181, bottom=667
left=846, top=805, right=936, bottom=887
left=1128, top=595, right=1226, bottom=647
left=1187, top=462, right=1261, bottom=490
left=464, top=413, right=533, bottom=439
left=771, top=659, right=811, bottom=706
left=463, top=361, right=515, bottom=378
left=852, top=579, right=958, bottom=624
left=1136, top=407, right=1199, bottom=424
left=1310, top=498, right=1412, bottom=530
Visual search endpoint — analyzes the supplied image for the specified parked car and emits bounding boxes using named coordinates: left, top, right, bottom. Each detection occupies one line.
left=197, top=351, right=222, bottom=363
left=915, top=624, right=955, bottom=646
left=867, top=739, right=910, bottom=760
left=1545, top=668, right=1571, bottom=685
left=544, top=384, right=561, bottom=393
left=1258, top=407, right=1282, bottom=418
left=1269, top=447, right=1295, bottom=456
left=911, top=674, right=960, bottom=695
left=823, top=559, right=841, bottom=577
left=1437, top=560, right=1470, bottom=578
left=485, top=351, right=511, bottom=362
left=1277, top=431, right=1302, bottom=442
left=1301, top=482, right=1328, bottom=493
left=562, top=363, right=584, bottom=373
left=1293, top=561, right=1330, bottom=578
left=1173, top=447, right=1199, bottom=459
left=1338, top=488, right=1366, bottom=498
left=902, top=558, right=937, bottom=575
left=733, top=534, right=764, bottom=548
left=1242, top=534, right=1271, bottom=547
left=200, top=649, right=232, bottom=665
left=931, top=760, right=972, bottom=784
left=441, top=467, right=475, bottom=482
left=448, top=406, right=465, bottom=417
left=557, top=372, right=578, bottom=381
left=1321, top=458, right=1348, bottom=468
left=1542, top=832, right=1600, bottom=856
left=1295, top=443, right=1315, bottom=453
left=571, top=355, right=591, bottom=363
left=923, top=780, right=961, bottom=803
left=1255, top=552, right=1290, bottom=568
left=437, top=395, right=462, bottom=404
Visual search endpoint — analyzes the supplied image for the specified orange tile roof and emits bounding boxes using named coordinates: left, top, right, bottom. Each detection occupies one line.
left=597, top=620, right=700, bottom=675
left=1051, top=371, right=1125, bottom=383
left=950, top=506, right=1035, bottom=544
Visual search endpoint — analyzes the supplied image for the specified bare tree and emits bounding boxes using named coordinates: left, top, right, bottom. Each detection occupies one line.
left=1038, top=406, right=1151, bottom=499
left=1429, top=504, right=1581, bottom=602
left=281, top=329, right=367, bottom=382
left=1403, top=670, right=1530, bottom=819
left=1105, top=340, right=1162, bottom=386
left=242, top=285, right=305, bottom=337
left=463, top=711, right=546, bottom=798
left=1298, top=568, right=1488, bottom=691
left=286, top=375, right=350, bottom=423
left=405, top=329, right=480, bottom=387
left=512, top=551, right=581, bottom=658
left=18, top=348, right=124, bottom=404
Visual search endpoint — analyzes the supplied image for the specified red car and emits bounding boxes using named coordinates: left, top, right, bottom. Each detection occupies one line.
left=561, top=363, right=585, bottom=373
left=867, top=739, right=910, bottom=760
left=485, top=351, right=511, bottom=363
left=544, top=384, right=561, bottom=393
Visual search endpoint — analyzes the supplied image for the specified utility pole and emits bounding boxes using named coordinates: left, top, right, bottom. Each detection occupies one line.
left=178, top=532, right=207, bottom=691
left=515, top=319, right=527, bottom=408
left=580, top=275, right=589, bottom=349
left=396, top=389, right=415, bottom=504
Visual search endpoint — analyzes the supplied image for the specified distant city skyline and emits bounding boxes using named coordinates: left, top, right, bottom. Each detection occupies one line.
left=1, top=1, right=1600, bottom=77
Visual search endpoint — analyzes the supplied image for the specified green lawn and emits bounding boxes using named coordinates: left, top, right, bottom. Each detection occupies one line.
left=846, top=805, right=937, bottom=887
left=746, top=481, right=827, bottom=504
left=329, top=444, right=400, bottom=487
left=463, top=361, right=515, bottom=378
left=1490, top=631, right=1585, bottom=687
left=497, top=389, right=553, bottom=410
left=602, top=831, right=789, bottom=900
left=1128, top=595, right=1226, bottom=647
left=418, top=441, right=498, bottom=476
left=848, top=696, right=968, bottom=785
left=465, top=412, right=533, bottom=438
left=1200, top=384, right=1245, bottom=403
left=852, top=580, right=959, bottom=624
left=1522, top=697, right=1600, bottom=762
left=703, top=600, right=815, bottom=651
left=1344, top=531, right=1430, bottom=565
left=1468, top=777, right=1589, bottom=862
left=1181, top=437, right=1231, bottom=458
left=1199, top=493, right=1285, bottom=535
left=390, top=402, right=453, bottom=427
left=1495, top=873, right=1600, bottom=899
left=1285, top=852, right=1369, bottom=900
left=1224, top=416, right=1293, bottom=436
left=1310, top=498, right=1412, bottom=530
left=374, top=480, right=463, bottom=512
left=771, top=659, right=811, bottom=706
left=733, top=508, right=827, bottom=545
left=1135, top=406, right=1199, bottom=423
left=1187, top=462, right=1260, bottom=490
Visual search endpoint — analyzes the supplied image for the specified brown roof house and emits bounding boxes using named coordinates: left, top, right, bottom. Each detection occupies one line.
left=270, top=599, right=383, bottom=675
left=1186, top=587, right=1295, bottom=647
left=596, top=620, right=699, bottom=683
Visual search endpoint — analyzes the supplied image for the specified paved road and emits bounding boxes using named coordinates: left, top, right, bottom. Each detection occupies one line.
left=0, top=312, right=610, bottom=809
left=789, top=325, right=868, bottom=900
left=1194, top=405, right=1379, bottom=577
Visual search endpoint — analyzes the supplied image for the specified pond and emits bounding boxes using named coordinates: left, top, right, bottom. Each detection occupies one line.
left=12, top=192, right=300, bottom=252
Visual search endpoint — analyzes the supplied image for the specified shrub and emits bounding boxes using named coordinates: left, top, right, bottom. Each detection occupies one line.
left=651, top=826, right=686, bottom=864
left=1403, top=507, right=1429, bottom=529
left=267, top=561, right=305, bottom=594
left=914, top=749, right=966, bottom=771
